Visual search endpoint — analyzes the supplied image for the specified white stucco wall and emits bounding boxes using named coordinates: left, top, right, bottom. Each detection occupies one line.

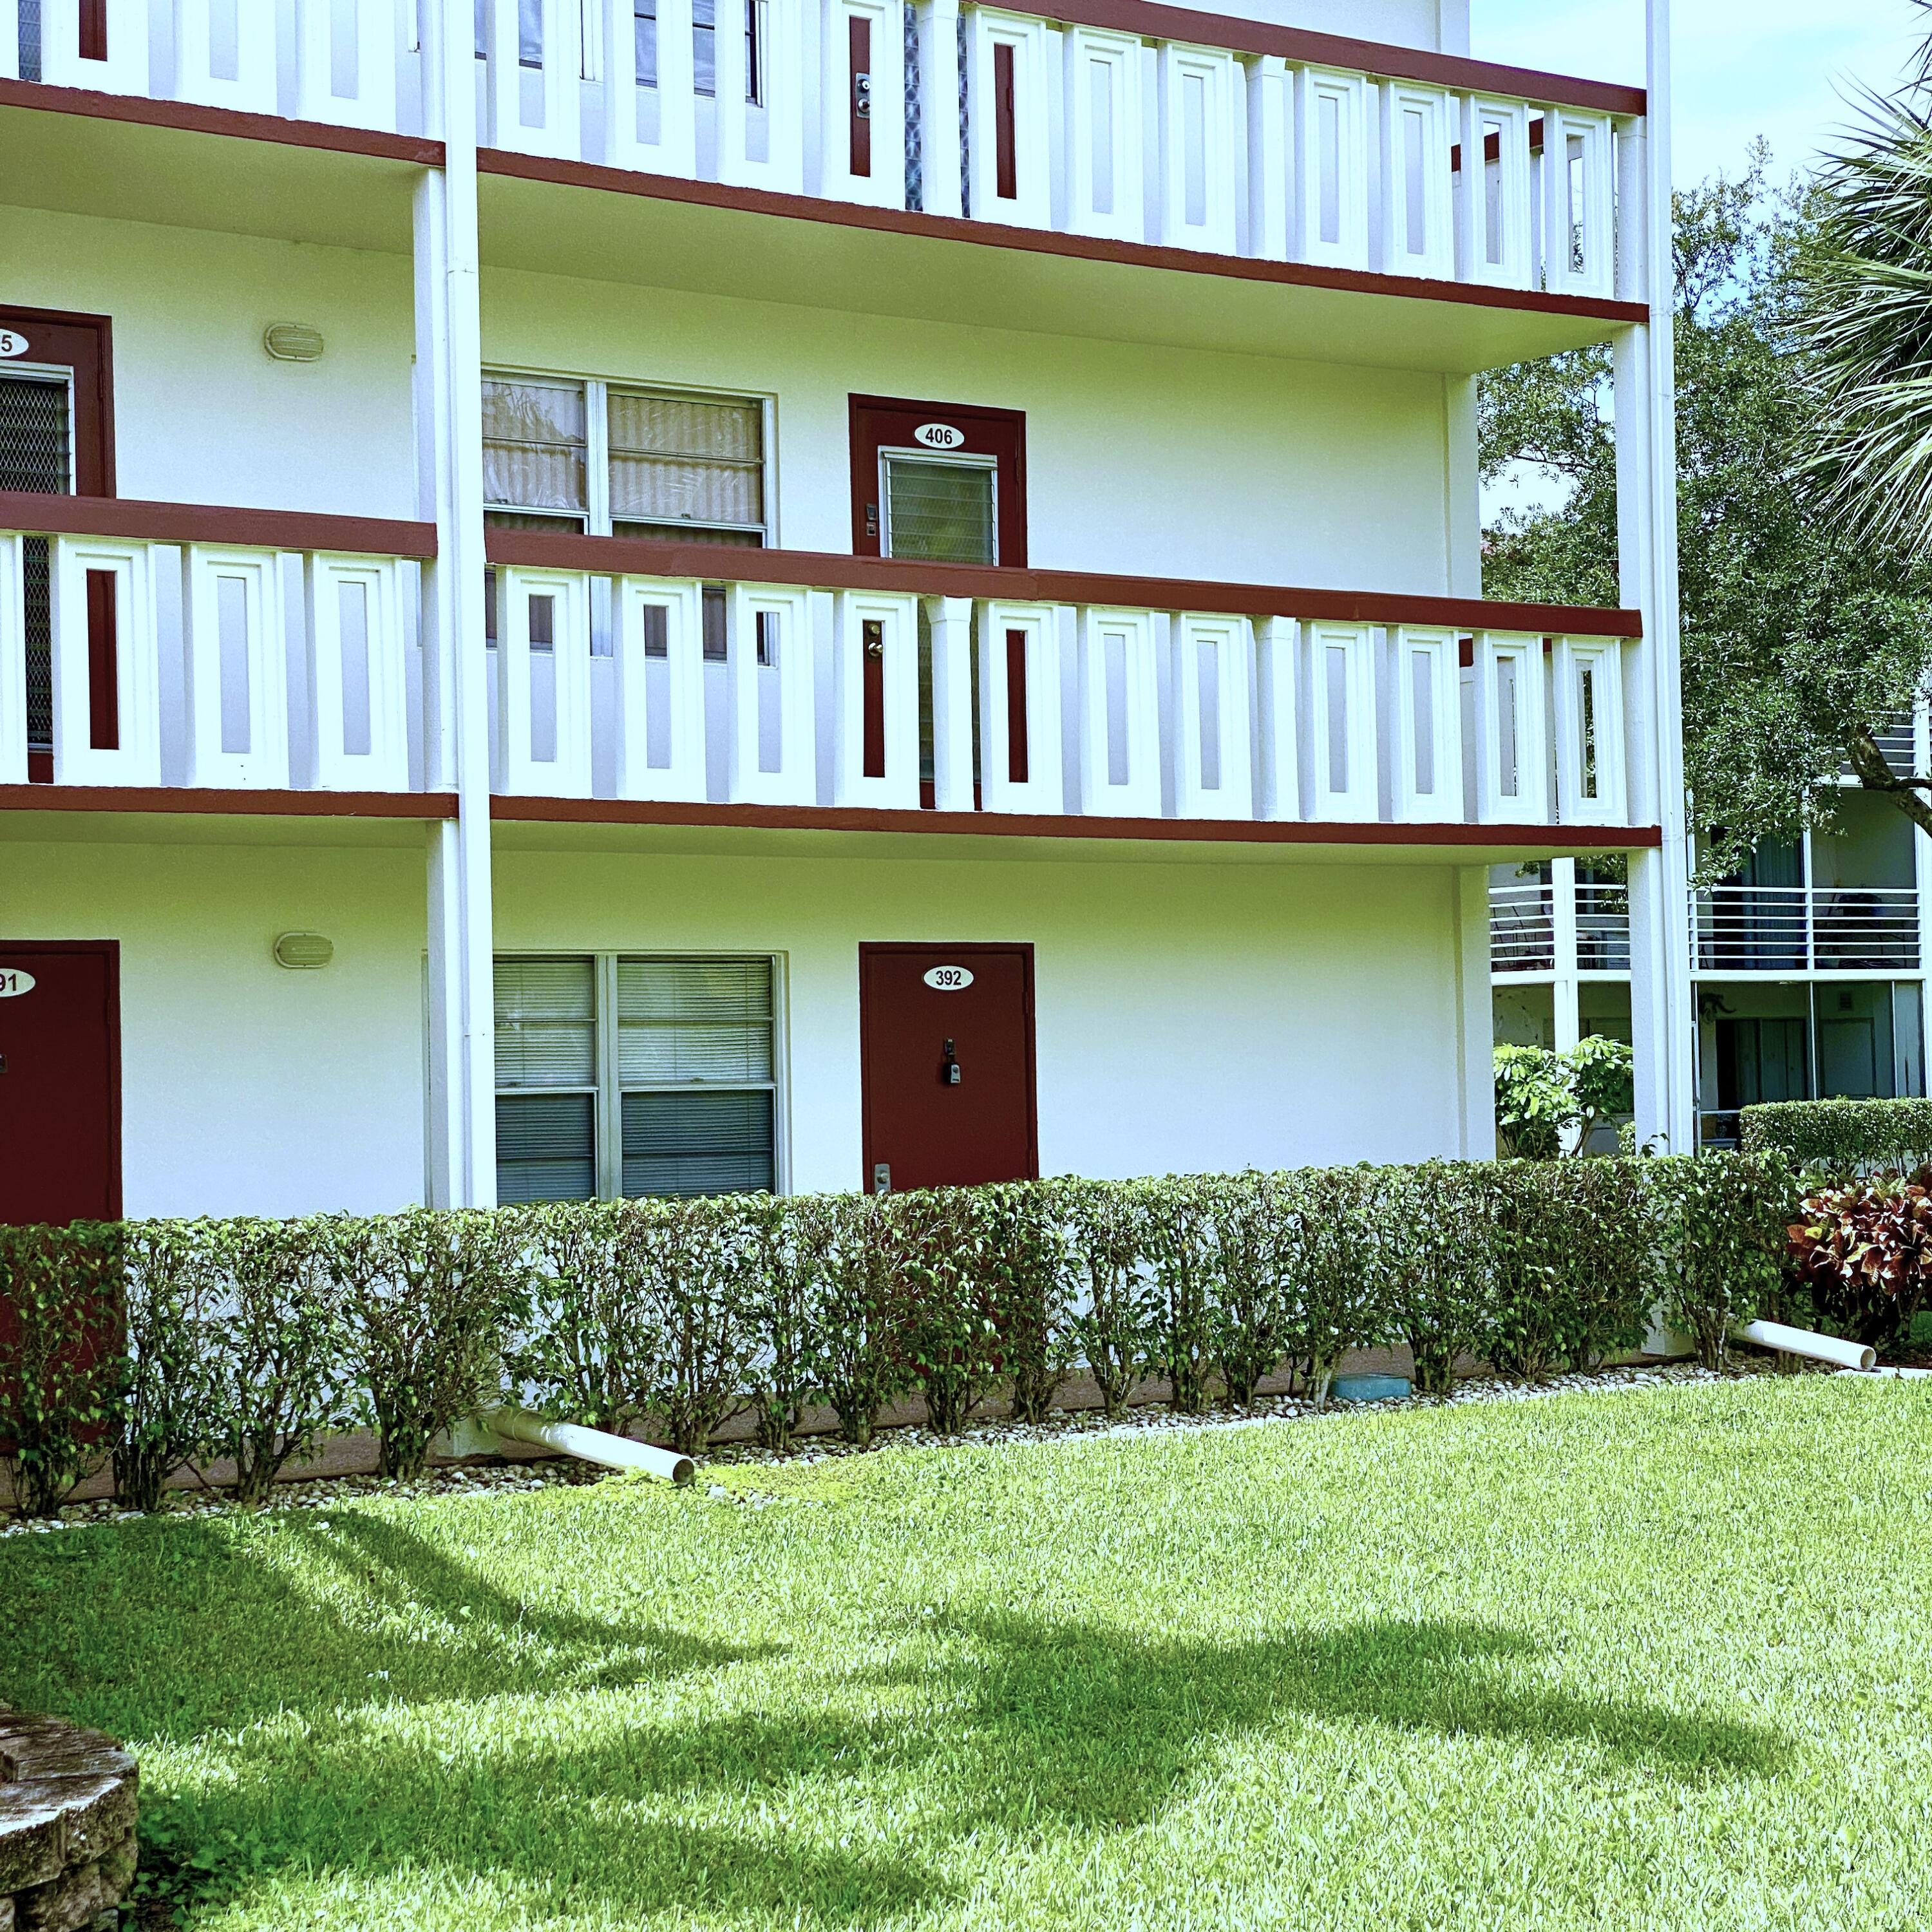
left=0, top=205, right=417, bottom=518
left=483, top=273, right=1457, bottom=596
left=492, top=844, right=1473, bottom=1193
left=0, top=837, right=428, bottom=1218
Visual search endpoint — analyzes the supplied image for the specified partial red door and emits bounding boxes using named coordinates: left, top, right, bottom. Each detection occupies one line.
left=859, top=943, right=1037, bottom=1193
left=0, top=944, right=121, bottom=1226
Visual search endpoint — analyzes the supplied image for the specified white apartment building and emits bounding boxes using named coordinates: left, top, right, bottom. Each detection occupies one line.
left=1493, top=717, right=1932, bottom=1145
left=0, top=0, right=1688, bottom=1226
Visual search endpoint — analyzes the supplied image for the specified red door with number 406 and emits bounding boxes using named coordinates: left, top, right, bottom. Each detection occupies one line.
left=858, top=944, right=1037, bottom=1195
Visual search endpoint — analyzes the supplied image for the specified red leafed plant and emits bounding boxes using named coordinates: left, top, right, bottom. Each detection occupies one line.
left=1786, top=1170, right=1932, bottom=1349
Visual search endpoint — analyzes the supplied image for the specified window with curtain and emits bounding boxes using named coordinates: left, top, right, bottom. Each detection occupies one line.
left=493, top=955, right=779, bottom=1201
left=609, top=388, right=766, bottom=544
left=481, top=375, right=589, bottom=529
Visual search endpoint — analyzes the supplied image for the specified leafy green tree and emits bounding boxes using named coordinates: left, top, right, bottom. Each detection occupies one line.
left=1482, top=150, right=1932, bottom=873
left=1494, top=1038, right=1634, bottom=1159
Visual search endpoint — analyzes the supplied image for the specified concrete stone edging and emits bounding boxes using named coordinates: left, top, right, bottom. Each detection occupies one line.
left=0, top=1712, right=137, bottom=1932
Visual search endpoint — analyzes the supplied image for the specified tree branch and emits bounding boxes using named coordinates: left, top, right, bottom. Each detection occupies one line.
left=1845, top=726, right=1932, bottom=837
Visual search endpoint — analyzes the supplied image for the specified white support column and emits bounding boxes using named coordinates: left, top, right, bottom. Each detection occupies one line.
left=1456, top=866, right=1499, bottom=1157
left=916, top=0, right=964, bottom=218
left=1618, top=0, right=1695, bottom=1155
left=927, top=595, right=976, bottom=812
left=1551, top=856, right=1582, bottom=1052
left=417, top=2, right=497, bottom=1210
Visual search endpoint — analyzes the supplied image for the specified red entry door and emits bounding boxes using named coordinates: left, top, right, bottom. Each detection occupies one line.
left=859, top=944, right=1037, bottom=1193
left=0, top=945, right=121, bottom=1226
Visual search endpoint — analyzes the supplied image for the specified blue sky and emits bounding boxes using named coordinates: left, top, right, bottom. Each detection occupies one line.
left=1470, top=0, right=1929, bottom=186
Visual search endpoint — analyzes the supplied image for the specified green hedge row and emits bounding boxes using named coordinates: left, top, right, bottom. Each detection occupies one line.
left=0, top=1157, right=1795, bottom=1518
left=1740, top=1098, right=1932, bottom=1179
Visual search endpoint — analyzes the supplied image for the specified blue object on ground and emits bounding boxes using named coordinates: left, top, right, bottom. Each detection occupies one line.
left=1331, top=1373, right=1413, bottom=1404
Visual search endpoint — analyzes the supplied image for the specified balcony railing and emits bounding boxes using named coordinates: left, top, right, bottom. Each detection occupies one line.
left=6, top=2, right=1642, bottom=303
left=4, top=0, right=424, bottom=135
left=1490, top=878, right=1631, bottom=976
left=1, top=509, right=1647, bottom=836
left=1577, top=882, right=1632, bottom=971
left=0, top=504, right=433, bottom=793
left=1694, top=886, right=1922, bottom=974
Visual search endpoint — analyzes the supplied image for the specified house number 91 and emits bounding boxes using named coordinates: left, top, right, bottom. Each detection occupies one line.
left=0, top=970, right=37, bottom=998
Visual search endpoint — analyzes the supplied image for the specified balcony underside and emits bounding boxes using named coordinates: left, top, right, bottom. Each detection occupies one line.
left=478, top=160, right=1642, bottom=374
left=0, top=84, right=425, bottom=254
left=0, top=786, right=1658, bottom=867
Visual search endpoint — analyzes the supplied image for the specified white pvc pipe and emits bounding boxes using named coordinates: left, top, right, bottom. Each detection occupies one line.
left=1732, top=1320, right=1877, bottom=1374
left=483, top=1407, right=696, bottom=1484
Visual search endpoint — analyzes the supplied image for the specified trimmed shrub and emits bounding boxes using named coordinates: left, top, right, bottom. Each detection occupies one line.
left=1740, top=1098, right=1932, bottom=1180
left=0, top=1222, right=124, bottom=1517
left=740, top=1194, right=811, bottom=1452
left=791, top=1193, right=908, bottom=1446
left=1061, top=1179, right=1155, bottom=1417
left=514, top=1200, right=645, bottom=1432
left=1787, top=1172, right=1932, bottom=1349
left=1278, top=1166, right=1390, bottom=1407
left=1647, top=1154, right=1794, bottom=1368
left=1204, top=1171, right=1290, bottom=1411
left=1385, top=1163, right=1492, bottom=1397
left=1139, top=1176, right=1217, bottom=1415
left=115, top=1221, right=222, bottom=1514
left=889, top=1188, right=1006, bottom=1436
left=981, top=1182, right=1075, bottom=1425
left=202, top=1218, right=350, bottom=1510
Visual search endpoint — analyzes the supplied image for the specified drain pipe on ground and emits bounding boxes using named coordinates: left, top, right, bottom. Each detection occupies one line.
left=481, top=1408, right=696, bottom=1485
left=1729, top=1320, right=1877, bottom=1374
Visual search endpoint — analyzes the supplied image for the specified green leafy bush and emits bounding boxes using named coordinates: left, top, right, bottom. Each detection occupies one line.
left=1061, top=1179, right=1155, bottom=1417
left=1278, top=1167, right=1390, bottom=1407
left=1138, top=1177, right=1217, bottom=1415
left=513, top=1201, right=645, bottom=1433
left=0, top=1222, right=124, bottom=1516
left=1385, top=1164, right=1492, bottom=1397
left=1494, top=1039, right=1636, bottom=1159
left=980, top=1182, right=1075, bottom=1425
left=1203, top=1172, right=1291, bottom=1410
left=791, top=1193, right=909, bottom=1446
left=1647, top=1154, right=1795, bottom=1368
left=1740, top=1098, right=1932, bottom=1180
left=115, top=1221, right=222, bottom=1514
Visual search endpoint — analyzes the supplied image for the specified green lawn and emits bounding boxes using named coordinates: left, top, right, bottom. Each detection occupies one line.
left=7, top=1380, right=1932, bottom=1931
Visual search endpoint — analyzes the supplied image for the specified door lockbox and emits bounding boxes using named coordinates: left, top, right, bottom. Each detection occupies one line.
left=941, top=1038, right=962, bottom=1086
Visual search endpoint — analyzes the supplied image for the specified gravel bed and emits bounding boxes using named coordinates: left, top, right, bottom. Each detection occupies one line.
left=1, top=1356, right=1819, bottom=1537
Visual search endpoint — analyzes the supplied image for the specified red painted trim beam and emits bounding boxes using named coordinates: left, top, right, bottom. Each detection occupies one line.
left=0, top=493, right=438, bottom=559
left=478, top=150, right=1649, bottom=328
left=0, top=786, right=457, bottom=819
left=0, top=76, right=446, bottom=164
left=492, top=794, right=1664, bottom=851
left=483, top=529, right=1643, bottom=638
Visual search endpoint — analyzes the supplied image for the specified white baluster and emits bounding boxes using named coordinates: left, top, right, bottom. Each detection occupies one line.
left=605, top=0, right=697, bottom=174
left=927, top=595, right=975, bottom=811
left=1542, top=107, right=1616, bottom=299
left=1171, top=612, right=1253, bottom=819
left=182, top=546, right=290, bottom=789
left=611, top=576, right=706, bottom=802
left=1253, top=614, right=1300, bottom=820
left=831, top=589, right=920, bottom=808
left=819, top=0, right=906, bottom=207
left=1390, top=625, right=1463, bottom=823
left=1472, top=630, right=1549, bottom=824
left=173, top=0, right=279, bottom=115
left=1305, top=619, right=1378, bottom=821
left=41, top=0, right=149, bottom=94
left=724, top=583, right=814, bottom=804
left=50, top=536, right=160, bottom=787
left=1378, top=81, right=1455, bottom=281
left=717, top=0, right=805, bottom=194
left=497, top=567, right=592, bottom=797
left=1076, top=607, right=1160, bottom=817
left=488, top=0, right=582, bottom=158
left=0, top=536, right=23, bottom=784
left=1457, top=96, right=1535, bottom=290
left=1064, top=26, right=1144, bottom=244
left=1158, top=43, right=1238, bottom=256
left=978, top=599, right=1063, bottom=813
left=1553, top=636, right=1627, bottom=825
left=1293, top=67, right=1369, bottom=271
left=296, top=0, right=401, bottom=133
left=1245, top=54, right=1290, bottom=261
left=915, top=0, right=963, bottom=218
left=964, top=7, right=1052, bottom=229
left=1, top=4, right=19, bottom=80
left=307, top=554, right=409, bottom=792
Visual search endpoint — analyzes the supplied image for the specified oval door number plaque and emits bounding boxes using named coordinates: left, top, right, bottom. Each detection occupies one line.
left=923, top=965, right=974, bottom=991
left=0, top=331, right=29, bottom=359
left=0, top=969, right=37, bottom=998
left=913, top=423, right=966, bottom=451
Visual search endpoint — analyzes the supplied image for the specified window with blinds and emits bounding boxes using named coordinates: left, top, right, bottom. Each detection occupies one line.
left=882, top=456, right=997, bottom=565
left=493, top=954, right=779, bottom=1202
left=610, top=388, right=766, bottom=544
left=481, top=376, right=589, bottom=529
